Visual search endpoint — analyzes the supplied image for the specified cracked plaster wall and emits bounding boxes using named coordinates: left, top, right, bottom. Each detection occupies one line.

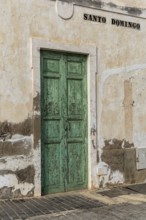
left=0, top=0, right=146, bottom=197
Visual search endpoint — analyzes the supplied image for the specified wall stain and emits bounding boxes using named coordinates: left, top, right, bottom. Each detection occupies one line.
left=0, top=118, right=32, bottom=141
left=33, top=92, right=41, bottom=149
left=0, top=187, right=34, bottom=199
left=0, top=159, right=6, bottom=163
left=97, top=150, right=100, bottom=163
left=53, top=0, right=143, bottom=16
left=107, top=2, right=117, bottom=8
left=0, top=166, right=35, bottom=184
left=0, top=187, right=13, bottom=199
left=101, top=139, right=128, bottom=173
left=101, top=139, right=134, bottom=173
left=0, top=140, right=31, bottom=157
left=13, top=188, right=34, bottom=198
left=104, top=139, right=134, bottom=149
left=0, top=170, right=14, bottom=175
left=33, top=92, right=40, bottom=112
left=0, top=166, right=35, bottom=199
left=124, top=148, right=146, bottom=184
left=33, top=115, right=40, bottom=149
left=16, top=165, right=35, bottom=184
left=101, top=139, right=125, bottom=172
left=123, top=7, right=142, bottom=16
left=101, top=139, right=146, bottom=184
left=54, top=0, right=104, bottom=8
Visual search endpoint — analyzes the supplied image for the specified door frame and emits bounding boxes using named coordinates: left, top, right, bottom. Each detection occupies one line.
left=31, top=38, right=97, bottom=197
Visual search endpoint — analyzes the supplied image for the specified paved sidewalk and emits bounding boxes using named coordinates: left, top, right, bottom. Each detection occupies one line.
left=1, top=185, right=146, bottom=220
left=27, top=202, right=146, bottom=220
left=0, top=193, right=104, bottom=220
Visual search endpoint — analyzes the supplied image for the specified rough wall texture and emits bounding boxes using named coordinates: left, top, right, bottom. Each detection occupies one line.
left=0, top=0, right=146, bottom=198
left=101, top=140, right=146, bottom=184
left=52, top=0, right=146, bottom=9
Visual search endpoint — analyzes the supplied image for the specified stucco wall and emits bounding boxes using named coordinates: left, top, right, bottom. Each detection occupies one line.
left=0, top=0, right=146, bottom=198
left=104, top=0, right=146, bottom=8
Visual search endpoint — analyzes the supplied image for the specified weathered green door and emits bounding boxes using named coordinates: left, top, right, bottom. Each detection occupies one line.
left=41, top=51, right=87, bottom=194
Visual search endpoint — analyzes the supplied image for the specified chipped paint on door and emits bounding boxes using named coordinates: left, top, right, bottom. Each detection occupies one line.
left=41, top=51, right=88, bottom=194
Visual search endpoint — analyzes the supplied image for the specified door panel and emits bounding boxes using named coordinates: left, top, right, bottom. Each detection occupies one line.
left=44, top=120, right=60, bottom=141
left=68, top=62, right=82, bottom=75
left=45, top=144, right=62, bottom=187
left=66, top=55, right=87, bottom=191
left=41, top=51, right=87, bottom=194
left=68, top=80, right=82, bottom=115
left=68, top=121, right=82, bottom=138
left=67, top=143, right=84, bottom=183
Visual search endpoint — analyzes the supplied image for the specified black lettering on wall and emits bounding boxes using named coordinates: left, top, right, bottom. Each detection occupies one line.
left=137, top=24, right=141, bottom=30
left=111, top=18, right=141, bottom=30
left=102, top=17, right=106, bottom=23
left=84, top=13, right=88, bottom=20
left=84, top=13, right=141, bottom=31
left=83, top=13, right=106, bottom=24
left=93, top=15, right=98, bottom=22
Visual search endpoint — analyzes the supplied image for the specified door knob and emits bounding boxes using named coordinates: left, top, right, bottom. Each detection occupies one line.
left=64, top=120, right=71, bottom=132
left=64, top=121, right=68, bottom=131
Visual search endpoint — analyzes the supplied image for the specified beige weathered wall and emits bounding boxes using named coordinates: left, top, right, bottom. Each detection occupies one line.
left=0, top=0, right=146, bottom=198
left=104, top=0, right=146, bottom=8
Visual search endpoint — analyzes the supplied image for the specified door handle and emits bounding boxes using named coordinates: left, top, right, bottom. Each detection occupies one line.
left=64, top=121, right=68, bottom=131
left=64, top=120, right=71, bottom=132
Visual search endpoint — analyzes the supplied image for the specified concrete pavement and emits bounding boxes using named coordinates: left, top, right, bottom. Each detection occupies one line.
left=1, top=185, right=146, bottom=219
left=27, top=203, right=146, bottom=220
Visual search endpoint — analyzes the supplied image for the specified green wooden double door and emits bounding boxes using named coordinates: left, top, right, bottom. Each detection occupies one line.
left=41, top=51, right=88, bottom=194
